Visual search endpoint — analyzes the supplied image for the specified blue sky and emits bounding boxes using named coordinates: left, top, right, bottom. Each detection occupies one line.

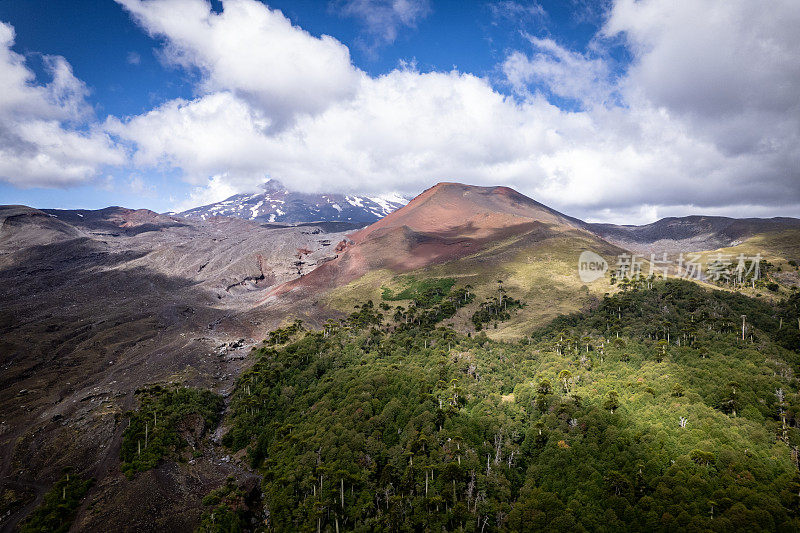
left=0, top=1, right=604, bottom=116
left=0, top=0, right=797, bottom=223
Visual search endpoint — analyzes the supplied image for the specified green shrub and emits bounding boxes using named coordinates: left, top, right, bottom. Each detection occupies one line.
left=120, top=386, right=223, bottom=478
left=20, top=470, right=92, bottom=533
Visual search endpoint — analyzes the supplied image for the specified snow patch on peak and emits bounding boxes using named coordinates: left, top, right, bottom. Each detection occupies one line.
left=367, top=195, right=406, bottom=214
left=250, top=201, right=264, bottom=219
left=345, top=196, right=364, bottom=207
left=376, top=192, right=408, bottom=205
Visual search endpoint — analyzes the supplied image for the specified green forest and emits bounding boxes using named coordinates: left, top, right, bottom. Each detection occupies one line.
left=216, top=279, right=800, bottom=532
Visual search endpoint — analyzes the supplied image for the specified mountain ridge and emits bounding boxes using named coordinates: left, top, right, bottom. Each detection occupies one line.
left=174, top=180, right=407, bottom=224
left=588, top=214, right=800, bottom=253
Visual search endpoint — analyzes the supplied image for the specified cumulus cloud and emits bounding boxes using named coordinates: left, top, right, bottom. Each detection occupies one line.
left=115, top=0, right=362, bottom=125
left=603, top=0, right=800, bottom=162
left=605, top=0, right=800, bottom=122
left=105, top=91, right=275, bottom=187
left=109, top=0, right=799, bottom=223
left=0, top=22, right=125, bottom=188
left=110, top=69, right=561, bottom=196
left=110, top=63, right=763, bottom=217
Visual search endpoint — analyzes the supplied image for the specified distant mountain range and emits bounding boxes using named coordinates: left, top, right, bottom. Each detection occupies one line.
left=175, top=180, right=407, bottom=224
left=587, top=215, right=800, bottom=253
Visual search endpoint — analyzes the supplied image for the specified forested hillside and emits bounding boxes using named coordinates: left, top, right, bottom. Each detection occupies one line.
left=217, top=280, right=800, bottom=531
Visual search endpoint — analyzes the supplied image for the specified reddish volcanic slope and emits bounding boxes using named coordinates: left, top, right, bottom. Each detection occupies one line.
left=270, top=182, right=587, bottom=296
left=350, top=182, right=582, bottom=242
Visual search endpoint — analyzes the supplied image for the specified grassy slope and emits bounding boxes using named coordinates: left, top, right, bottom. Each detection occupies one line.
left=325, top=227, right=623, bottom=340
left=691, top=229, right=800, bottom=300
left=691, top=229, right=800, bottom=271
left=326, top=228, right=800, bottom=341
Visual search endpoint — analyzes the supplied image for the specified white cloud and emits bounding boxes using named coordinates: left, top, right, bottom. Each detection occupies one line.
left=0, top=22, right=125, bottom=188
left=115, top=0, right=362, bottom=125
left=108, top=68, right=561, bottom=198
left=337, top=0, right=430, bottom=45
left=174, top=173, right=244, bottom=212
left=109, top=0, right=800, bottom=223
left=111, top=64, right=745, bottom=221
left=603, top=0, right=800, bottom=157
left=106, top=91, right=276, bottom=188
left=502, top=35, right=615, bottom=107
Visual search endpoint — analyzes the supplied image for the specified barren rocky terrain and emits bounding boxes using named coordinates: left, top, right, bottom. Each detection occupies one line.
left=0, top=206, right=356, bottom=531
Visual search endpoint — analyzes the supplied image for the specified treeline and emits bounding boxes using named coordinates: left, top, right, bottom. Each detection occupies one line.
left=381, top=276, right=524, bottom=332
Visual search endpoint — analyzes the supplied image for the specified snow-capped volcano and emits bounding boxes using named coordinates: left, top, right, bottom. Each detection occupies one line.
left=175, top=180, right=408, bottom=224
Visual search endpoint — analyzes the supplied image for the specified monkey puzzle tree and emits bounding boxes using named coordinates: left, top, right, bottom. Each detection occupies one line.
left=604, top=390, right=620, bottom=414
left=558, top=370, right=573, bottom=394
